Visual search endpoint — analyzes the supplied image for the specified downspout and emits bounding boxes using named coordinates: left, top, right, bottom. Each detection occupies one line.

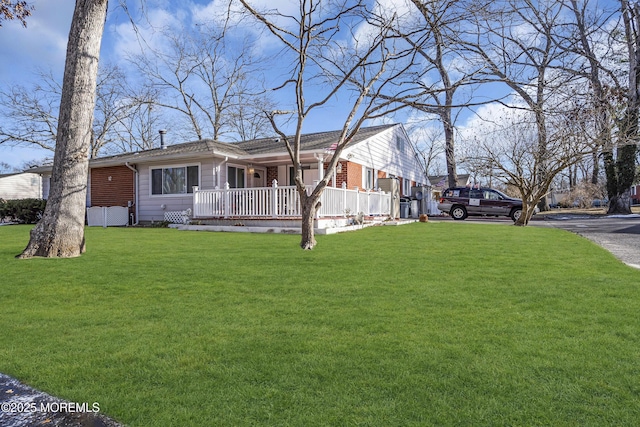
left=125, top=162, right=139, bottom=225
left=219, top=156, right=228, bottom=188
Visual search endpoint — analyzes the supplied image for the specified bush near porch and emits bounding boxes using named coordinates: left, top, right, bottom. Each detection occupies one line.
left=0, top=224, right=639, bottom=426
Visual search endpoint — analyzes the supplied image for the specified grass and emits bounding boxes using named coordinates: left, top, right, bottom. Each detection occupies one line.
left=1, top=223, right=639, bottom=426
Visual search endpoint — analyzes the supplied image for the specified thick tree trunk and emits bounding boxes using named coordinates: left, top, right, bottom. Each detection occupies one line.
left=300, top=194, right=319, bottom=250
left=608, top=193, right=632, bottom=214
left=18, top=0, right=108, bottom=259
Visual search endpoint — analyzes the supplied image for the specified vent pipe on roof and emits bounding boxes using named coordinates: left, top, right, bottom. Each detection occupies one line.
left=159, top=129, right=167, bottom=149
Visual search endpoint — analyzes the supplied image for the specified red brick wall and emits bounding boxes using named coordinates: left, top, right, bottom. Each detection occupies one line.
left=266, top=166, right=278, bottom=186
left=91, top=166, right=134, bottom=207
left=346, top=162, right=362, bottom=190
left=324, top=161, right=365, bottom=189
left=377, top=171, right=387, bottom=179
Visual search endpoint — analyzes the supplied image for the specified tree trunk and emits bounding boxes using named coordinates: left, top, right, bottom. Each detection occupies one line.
left=18, top=0, right=108, bottom=259
left=442, top=111, right=457, bottom=189
left=606, top=0, right=640, bottom=215
left=608, top=193, right=632, bottom=214
left=300, top=194, right=319, bottom=250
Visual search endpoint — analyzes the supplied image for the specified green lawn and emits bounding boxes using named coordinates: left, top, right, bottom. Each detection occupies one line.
left=1, top=223, right=639, bottom=426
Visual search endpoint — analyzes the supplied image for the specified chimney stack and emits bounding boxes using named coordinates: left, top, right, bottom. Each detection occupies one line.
left=159, top=129, right=167, bottom=149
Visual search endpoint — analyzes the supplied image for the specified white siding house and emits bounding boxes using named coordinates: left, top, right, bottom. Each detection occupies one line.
left=86, top=124, right=427, bottom=222
left=0, top=172, right=45, bottom=200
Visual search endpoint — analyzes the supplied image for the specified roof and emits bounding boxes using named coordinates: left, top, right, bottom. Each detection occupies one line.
left=0, top=171, right=41, bottom=178
left=90, top=139, right=249, bottom=167
left=22, top=124, right=401, bottom=171
left=233, top=124, right=397, bottom=155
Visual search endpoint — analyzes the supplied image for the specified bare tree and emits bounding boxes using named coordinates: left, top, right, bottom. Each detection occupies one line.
left=399, top=0, right=481, bottom=188
left=0, top=0, right=33, bottom=27
left=603, top=0, right=640, bottom=214
left=0, top=161, right=15, bottom=173
left=240, top=0, right=414, bottom=249
left=0, top=65, right=145, bottom=158
left=128, top=22, right=274, bottom=142
left=19, top=0, right=108, bottom=259
left=462, top=0, right=578, bottom=212
left=405, top=122, right=445, bottom=177
left=109, top=89, right=161, bottom=153
left=465, top=106, right=593, bottom=225
left=560, top=0, right=619, bottom=186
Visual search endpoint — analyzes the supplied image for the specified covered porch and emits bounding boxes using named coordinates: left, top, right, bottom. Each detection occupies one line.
left=192, top=180, right=392, bottom=222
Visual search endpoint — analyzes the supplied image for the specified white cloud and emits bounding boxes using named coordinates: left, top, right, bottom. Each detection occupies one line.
left=0, top=0, right=73, bottom=83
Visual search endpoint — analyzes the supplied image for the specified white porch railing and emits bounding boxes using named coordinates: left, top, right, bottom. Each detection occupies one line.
left=193, top=181, right=391, bottom=219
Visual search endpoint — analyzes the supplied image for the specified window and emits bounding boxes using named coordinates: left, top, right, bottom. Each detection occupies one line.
left=365, top=167, right=375, bottom=190
left=228, top=166, right=245, bottom=188
left=151, top=165, right=199, bottom=195
left=483, top=190, right=502, bottom=200
left=470, top=189, right=483, bottom=199
left=402, top=178, right=411, bottom=196
left=396, top=136, right=405, bottom=153
left=289, top=166, right=296, bottom=186
left=288, top=165, right=312, bottom=185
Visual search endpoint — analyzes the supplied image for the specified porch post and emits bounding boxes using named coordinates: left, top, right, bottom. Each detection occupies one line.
left=271, top=179, right=278, bottom=218
left=193, top=186, right=199, bottom=218
left=316, top=154, right=324, bottom=181
left=224, top=182, right=230, bottom=218
left=342, top=182, right=347, bottom=216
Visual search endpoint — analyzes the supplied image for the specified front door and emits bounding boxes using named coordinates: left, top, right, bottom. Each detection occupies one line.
left=252, top=168, right=266, bottom=187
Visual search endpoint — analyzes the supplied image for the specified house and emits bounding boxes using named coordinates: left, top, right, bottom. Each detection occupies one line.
left=0, top=172, right=48, bottom=200
left=37, top=124, right=427, bottom=225
left=428, top=174, right=471, bottom=198
left=631, top=184, right=640, bottom=205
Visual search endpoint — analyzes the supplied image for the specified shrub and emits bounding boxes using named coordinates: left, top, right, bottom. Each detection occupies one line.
left=0, top=198, right=46, bottom=224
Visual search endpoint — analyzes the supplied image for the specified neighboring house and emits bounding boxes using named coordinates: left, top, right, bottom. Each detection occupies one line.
left=428, top=174, right=471, bottom=198
left=0, top=172, right=47, bottom=200
left=85, top=123, right=426, bottom=223
left=631, top=184, right=640, bottom=205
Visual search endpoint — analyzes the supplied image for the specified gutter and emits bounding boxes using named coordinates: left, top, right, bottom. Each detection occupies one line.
left=124, top=162, right=139, bottom=225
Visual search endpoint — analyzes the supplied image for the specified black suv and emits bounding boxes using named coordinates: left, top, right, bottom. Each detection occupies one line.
left=438, top=187, right=528, bottom=222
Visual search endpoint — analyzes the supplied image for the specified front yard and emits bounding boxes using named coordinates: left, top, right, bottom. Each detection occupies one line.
left=1, top=223, right=639, bottom=426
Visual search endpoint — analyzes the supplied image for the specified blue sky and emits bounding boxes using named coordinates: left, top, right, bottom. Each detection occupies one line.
left=2, top=0, right=406, bottom=170
left=0, top=0, right=493, bottom=172
left=0, top=0, right=622, bottom=174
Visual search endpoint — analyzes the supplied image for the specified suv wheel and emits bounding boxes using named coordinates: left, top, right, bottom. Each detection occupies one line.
left=450, top=205, right=467, bottom=220
left=511, top=208, right=522, bottom=222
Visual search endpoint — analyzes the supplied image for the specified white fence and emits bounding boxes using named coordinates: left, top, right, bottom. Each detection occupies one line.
left=193, top=181, right=391, bottom=219
left=87, top=206, right=129, bottom=227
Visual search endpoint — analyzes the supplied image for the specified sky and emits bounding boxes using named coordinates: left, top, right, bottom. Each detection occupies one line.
left=0, top=0, right=250, bottom=169
left=0, top=0, right=623, bottom=175
left=2, top=0, right=403, bottom=170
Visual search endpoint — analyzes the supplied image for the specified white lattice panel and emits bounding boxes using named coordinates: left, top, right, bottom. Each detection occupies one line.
left=164, top=211, right=189, bottom=224
left=87, top=206, right=129, bottom=227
